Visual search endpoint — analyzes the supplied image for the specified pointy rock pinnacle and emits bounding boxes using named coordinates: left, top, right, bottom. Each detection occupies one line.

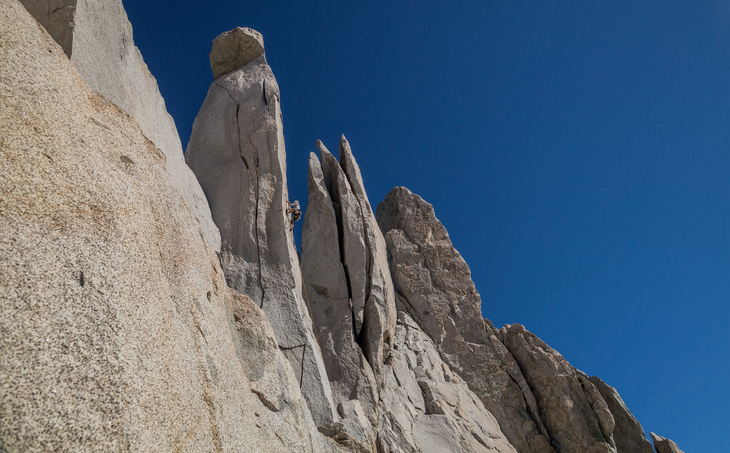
left=186, top=30, right=336, bottom=426
left=210, top=27, right=265, bottom=79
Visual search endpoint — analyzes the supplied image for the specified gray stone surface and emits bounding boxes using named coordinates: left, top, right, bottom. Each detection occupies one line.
left=210, top=27, right=265, bottom=80
left=339, top=136, right=397, bottom=375
left=0, top=4, right=341, bottom=451
left=651, top=433, right=685, bottom=453
left=500, top=324, right=617, bottom=453
left=185, top=36, right=335, bottom=426
left=589, top=376, right=654, bottom=453
left=301, top=152, right=377, bottom=418
left=376, top=312, right=518, bottom=453
left=19, top=0, right=222, bottom=253
left=377, top=187, right=553, bottom=453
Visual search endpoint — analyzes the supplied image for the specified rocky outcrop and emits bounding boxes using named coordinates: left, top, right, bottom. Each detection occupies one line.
left=0, top=3, right=340, bottom=451
left=377, top=312, right=517, bottom=453
left=302, top=150, right=378, bottom=421
left=651, top=433, right=685, bottom=453
left=185, top=29, right=335, bottom=426
left=500, top=324, right=617, bottom=453
left=589, top=376, right=655, bottom=453
left=377, top=187, right=554, bottom=453
left=18, top=0, right=221, bottom=252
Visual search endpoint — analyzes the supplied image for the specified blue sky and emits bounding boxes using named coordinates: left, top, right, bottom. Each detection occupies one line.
left=124, top=1, right=728, bottom=450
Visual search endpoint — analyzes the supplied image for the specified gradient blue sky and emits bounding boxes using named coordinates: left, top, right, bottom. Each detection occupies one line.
left=124, top=1, right=728, bottom=450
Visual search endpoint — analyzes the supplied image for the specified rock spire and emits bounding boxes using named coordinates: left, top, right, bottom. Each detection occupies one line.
left=185, top=27, right=336, bottom=426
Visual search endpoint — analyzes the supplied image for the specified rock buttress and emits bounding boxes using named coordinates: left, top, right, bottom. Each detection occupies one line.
left=0, top=3, right=342, bottom=450
left=185, top=29, right=336, bottom=426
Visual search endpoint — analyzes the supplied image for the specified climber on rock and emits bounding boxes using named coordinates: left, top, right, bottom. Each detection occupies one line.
left=286, top=199, right=301, bottom=231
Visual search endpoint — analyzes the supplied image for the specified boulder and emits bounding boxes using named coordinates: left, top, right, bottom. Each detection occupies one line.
left=301, top=152, right=378, bottom=418
left=185, top=30, right=336, bottom=426
left=338, top=136, right=397, bottom=375
left=19, top=0, right=221, bottom=252
left=651, top=433, right=686, bottom=453
left=0, top=3, right=340, bottom=451
left=210, top=27, right=265, bottom=79
left=500, top=324, right=617, bottom=453
left=589, top=376, right=655, bottom=453
left=377, top=187, right=553, bottom=453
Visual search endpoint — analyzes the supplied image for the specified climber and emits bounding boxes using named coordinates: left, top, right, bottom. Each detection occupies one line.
left=286, top=199, right=301, bottom=231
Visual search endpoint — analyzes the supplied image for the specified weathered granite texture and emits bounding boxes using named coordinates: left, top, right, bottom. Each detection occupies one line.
left=210, top=27, right=265, bottom=79
left=302, top=151, right=378, bottom=421
left=376, top=312, right=517, bottom=453
left=185, top=31, right=336, bottom=426
left=377, top=187, right=554, bottom=453
left=651, top=433, right=685, bottom=453
left=589, top=376, right=655, bottom=453
left=500, top=324, right=617, bottom=453
left=19, top=0, right=221, bottom=252
left=0, top=3, right=341, bottom=451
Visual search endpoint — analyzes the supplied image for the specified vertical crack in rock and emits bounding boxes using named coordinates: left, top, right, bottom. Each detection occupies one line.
left=186, top=30, right=335, bottom=426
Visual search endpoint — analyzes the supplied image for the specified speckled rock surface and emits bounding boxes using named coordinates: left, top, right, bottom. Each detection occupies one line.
left=0, top=3, right=341, bottom=451
left=185, top=35, right=335, bottom=426
left=210, top=27, right=265, bottom=79
left=19, top=0, right=221, bottom=252
left=589, top=376, right=654, bottom=453
left=377, top=187, right=554, bottom=453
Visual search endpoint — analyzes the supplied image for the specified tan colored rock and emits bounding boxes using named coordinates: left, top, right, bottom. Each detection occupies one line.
left=500, top=324, right=617, bottom=453
left=339, top=136, right=397, bottom=375
left=377, top=187, right=553, bottom=453
left=185, top=33, right=336, bottom=426
left=0, top=3, right=341, bottom=451
left=651, top=433, right=685, bottom=453
left=589, top=376, right=654, bottom=453
left=210, top=27, right=265, bottom=80
left=19, top=0, right=222, bottom=252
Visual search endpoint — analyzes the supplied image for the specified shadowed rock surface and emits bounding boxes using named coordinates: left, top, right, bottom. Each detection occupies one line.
left=651, top=433, right=685, bottom=453
left=19, top=0, right=221, bottom=252
left=377, top=187, right=554, bottom=453
left=185, top=29, right=335, bottom=426
left=589, top=376, right=655, bottom=453
left=0, top=3, right=341, bottom=451
left=210, top=27, right=265, bottom=79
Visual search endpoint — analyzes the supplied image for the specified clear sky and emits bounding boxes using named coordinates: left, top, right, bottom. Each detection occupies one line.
left=124, top=1, right=728, bottom=450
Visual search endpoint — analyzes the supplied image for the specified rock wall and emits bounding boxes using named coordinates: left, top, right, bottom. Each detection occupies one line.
left=18, top=0, right=221, bottom=252
left=0, top=2, right=340, bottom=451
left=185, top=29, right=336, bottom=426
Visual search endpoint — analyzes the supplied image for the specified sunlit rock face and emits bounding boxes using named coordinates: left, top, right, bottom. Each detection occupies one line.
left=185, top=28, right=336, bottom=427
left=19, top=0, right=221, bottom=252
left=0, top=4, right=341, bottom=451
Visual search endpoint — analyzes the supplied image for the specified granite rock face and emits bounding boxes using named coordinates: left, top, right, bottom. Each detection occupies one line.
left=210, top=27, right=265, bottom=79
left=651, top=433, right=686, bottom=453
left=376, top=312, right=518, bottom=453
left=19, top=0, right=221, bottom=252
left=377, top=187, right=554, bottom=453
left=589, top=376, right=655, bottom=453
left=500, top=324, right=617, bottom=453
left=302, top=151, right=378, bottom=421
left=0, top=4, right=340, bottom=451
left=185, top=30, right=336, bottom=426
